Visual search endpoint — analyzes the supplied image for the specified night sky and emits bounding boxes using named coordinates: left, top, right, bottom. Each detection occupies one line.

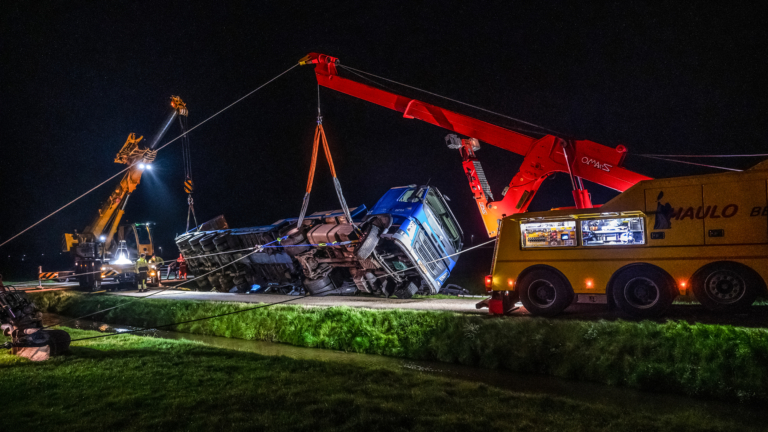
left=2, top=2, right=767, bottom=281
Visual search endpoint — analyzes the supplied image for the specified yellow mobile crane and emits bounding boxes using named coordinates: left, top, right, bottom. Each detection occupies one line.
left=63, top=97, right=188, bottom=290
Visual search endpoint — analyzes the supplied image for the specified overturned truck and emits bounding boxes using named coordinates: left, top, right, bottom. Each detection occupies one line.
left=175, top=185, right=463, bottom=298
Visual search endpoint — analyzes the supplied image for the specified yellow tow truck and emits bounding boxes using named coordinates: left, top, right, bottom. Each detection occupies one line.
left=488, top=160, right=768, bottom=317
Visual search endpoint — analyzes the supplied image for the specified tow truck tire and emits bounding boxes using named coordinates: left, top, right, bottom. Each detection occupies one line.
left=691, top=261, right=762, bottom=312
left=518, top=268, right=574, bottom=317
left=611, top=265, right=673, bottom=318
left=355, top=225, right=380, bottom=260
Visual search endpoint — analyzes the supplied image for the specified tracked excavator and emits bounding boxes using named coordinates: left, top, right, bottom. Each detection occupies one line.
left=63, top=96, right=188, bottom=290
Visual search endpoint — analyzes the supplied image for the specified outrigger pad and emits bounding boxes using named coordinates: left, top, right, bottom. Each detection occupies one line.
left=13, top=345, right=51, bottom=362
left=10, top=329, right=71, bottom=361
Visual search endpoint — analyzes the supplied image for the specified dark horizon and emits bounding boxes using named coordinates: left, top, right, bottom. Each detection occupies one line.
left=2, top=2, right=767, bottom=281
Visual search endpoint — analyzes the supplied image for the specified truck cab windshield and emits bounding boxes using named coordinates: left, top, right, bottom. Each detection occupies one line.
left=424, top=189, right=462, bottom=250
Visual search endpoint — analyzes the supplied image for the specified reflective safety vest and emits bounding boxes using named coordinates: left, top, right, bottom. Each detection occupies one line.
left=135, top=257, right=149, bottom=273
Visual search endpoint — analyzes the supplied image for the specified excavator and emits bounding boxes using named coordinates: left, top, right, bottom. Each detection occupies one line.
left=298, top=53, right=652, bottom=237
left=62, top=96, right=188, bottom=290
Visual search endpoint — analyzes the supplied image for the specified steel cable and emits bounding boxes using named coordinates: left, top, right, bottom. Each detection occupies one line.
left=65, top=237, right=498, bottom=343
left=631, top=154, right=743, bottom=172
left=0, top=63, right=298, bottom=249
left=40, top=237, right=284, bottom=330
left=338, top=64, right=570, bottom=138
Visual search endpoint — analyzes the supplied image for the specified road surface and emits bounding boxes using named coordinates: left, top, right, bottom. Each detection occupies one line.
left=20, top=281, right=768, bottom=327
left=113, top=289, right=492, bottom=314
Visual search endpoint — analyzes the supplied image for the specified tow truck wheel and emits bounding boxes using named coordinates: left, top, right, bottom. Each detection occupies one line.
left=612, top=265, right=673, bottom=318
left=518, top=268, right=574, bottom=317
left=691, top=262, right=761, bottom=312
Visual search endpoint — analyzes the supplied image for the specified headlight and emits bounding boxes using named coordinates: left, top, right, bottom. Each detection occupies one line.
left=150, top=271, right=156, bottom=276
left=101, top=267, right=106, bottom=271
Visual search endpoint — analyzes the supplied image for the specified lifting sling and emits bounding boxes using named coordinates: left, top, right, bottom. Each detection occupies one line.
left=296, top=118, right=355, bottom=229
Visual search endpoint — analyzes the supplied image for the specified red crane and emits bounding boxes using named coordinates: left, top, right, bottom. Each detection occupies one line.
left=299, top=53, right=651, bottom=237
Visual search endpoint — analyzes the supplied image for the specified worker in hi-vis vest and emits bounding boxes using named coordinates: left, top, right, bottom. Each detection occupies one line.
left=135, top=254, right=149, bottom=293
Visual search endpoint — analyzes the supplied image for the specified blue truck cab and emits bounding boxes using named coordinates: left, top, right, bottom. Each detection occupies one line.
left=369, top=185, right=463, bottom=294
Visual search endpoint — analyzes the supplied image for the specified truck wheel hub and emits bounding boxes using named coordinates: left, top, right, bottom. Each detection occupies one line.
left=530, top=279, right=556, bottom=307
left=706, top=271, right=744, bottom=303
left=624, top=277, right=659, bottom=309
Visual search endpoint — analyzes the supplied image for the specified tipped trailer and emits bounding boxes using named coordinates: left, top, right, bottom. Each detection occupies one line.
left=175, top=185, right=463, bottom=298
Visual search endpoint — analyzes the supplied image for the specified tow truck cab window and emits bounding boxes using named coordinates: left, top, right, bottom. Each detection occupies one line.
left=424, top=189, right=461, bottom=249
left=581, top=217, right=645, bottom=246
left=520, top=221, right=577, bottom=248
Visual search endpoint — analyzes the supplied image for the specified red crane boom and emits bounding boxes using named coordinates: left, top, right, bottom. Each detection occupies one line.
left=299, top=53, right=651, bottom=237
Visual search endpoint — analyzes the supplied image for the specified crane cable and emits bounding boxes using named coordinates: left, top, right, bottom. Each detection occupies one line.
left=65, top=237, right=497, bottom=343
left=296, top=85, right=356, bottom=229
left=338, top=64, right=571, bottom=138
left=179, top=113, right=199, bottom=231
left=0, top=63, right=298, bottom=249
left=339, top=63, right=767, bottom=172
left=632, top=154, right=743, bottom=172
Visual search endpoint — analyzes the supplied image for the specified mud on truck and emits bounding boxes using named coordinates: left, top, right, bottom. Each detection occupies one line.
left=175, top=185, right=464, bottom=298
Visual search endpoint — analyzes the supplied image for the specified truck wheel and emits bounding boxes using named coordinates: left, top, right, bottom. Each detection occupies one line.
left=304, top=275, right=336, bottom=296
left=281, top=229, right=310, bottom=256
left=355, top=225, right=380, bottom=260
left=691, top=262, right=761, bottom=312
left=394, top=282, right=418, bottom=299
left=518, top=268, right=574, bottom=317
left=612, top=265, right=673, bottom=318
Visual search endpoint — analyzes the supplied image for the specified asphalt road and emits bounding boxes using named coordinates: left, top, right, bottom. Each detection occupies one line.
left=113, top=289, right=492, bottom=314
left=21, top=281, right=768, bottom=327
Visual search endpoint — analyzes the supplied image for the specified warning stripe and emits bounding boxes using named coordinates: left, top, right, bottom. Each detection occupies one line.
left=184, top=179, right=194, bottom=193
left=38, top=272, right=59, bottom=280
left=101, top=270, right=119, bottom=278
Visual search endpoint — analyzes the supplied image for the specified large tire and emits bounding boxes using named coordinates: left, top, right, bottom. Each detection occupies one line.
left=691, top=261, right=762, bottom=312
left=355, top=225, right=380, bottom=260
left=394, top=282, right=418, bottom=299
left=518, top=268, right=574, bottom=317
left=303, top=275, right=336, bottom=296
left=611, top=265, right=673, bottom=318
left=281, top=229, right=310, bottom=256
left=45, top=330, right=71, bottom=356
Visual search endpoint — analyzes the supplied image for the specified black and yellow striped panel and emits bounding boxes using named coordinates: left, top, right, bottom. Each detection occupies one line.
left=101, top=270, right=119, bottom=277
left=184, top=179, right=194, bottom=193
left=38, top=272, right=59, bottom=280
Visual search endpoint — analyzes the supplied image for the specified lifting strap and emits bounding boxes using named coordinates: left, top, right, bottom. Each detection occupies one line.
left=296, top=120, right=355, bottom=229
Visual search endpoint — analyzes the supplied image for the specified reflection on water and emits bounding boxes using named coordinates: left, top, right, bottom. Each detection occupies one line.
left=44, top=314, right=767, bottom=423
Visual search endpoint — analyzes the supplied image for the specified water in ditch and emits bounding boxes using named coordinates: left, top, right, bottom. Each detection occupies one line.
left=43, top=314, right=767, bottom=424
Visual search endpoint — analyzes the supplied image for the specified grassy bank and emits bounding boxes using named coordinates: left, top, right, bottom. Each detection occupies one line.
left=32, top=291, right=768, bottom=403
left=2, top=327, right=763, bottom=432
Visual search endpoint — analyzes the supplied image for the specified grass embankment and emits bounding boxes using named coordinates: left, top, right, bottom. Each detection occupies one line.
left=33, top=291, right=768, bottom=403
left=1, top=327, right=762, bottom=432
